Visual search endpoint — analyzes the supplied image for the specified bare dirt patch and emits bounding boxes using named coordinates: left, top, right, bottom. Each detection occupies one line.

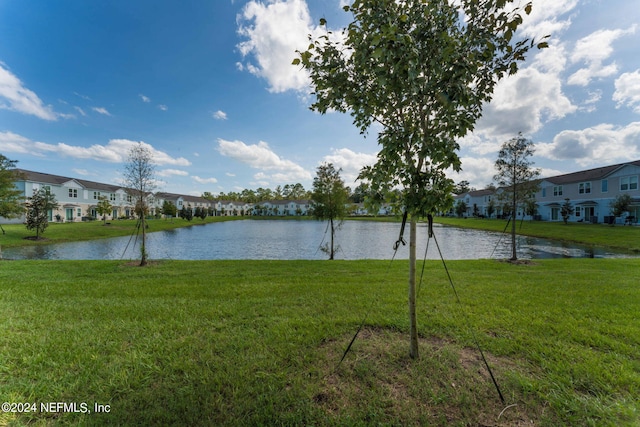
left=313, top=326, right=549, bottom=426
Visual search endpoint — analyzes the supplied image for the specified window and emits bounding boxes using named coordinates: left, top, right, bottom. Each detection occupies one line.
left=620, top=176, right=638, bottom=191
left=575, top=207, right=581, bottom=217
left=110, top=193, right=116, bottom=201
left=553, top=186, right=563, bottom=196
left=579, top=182, right=591, bottom=194
left=93, top=191, right=101, bottom=199
left=77, top=208, right=82, bottom=217
left=43, top=185, right=51, bottom=194
left=68, top=188, right=78, bottom=198
left=601, top=179, right=608, bottom=193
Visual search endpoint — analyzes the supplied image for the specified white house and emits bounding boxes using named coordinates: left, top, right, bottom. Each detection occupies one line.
left=5, top=169, right=135, bottom=223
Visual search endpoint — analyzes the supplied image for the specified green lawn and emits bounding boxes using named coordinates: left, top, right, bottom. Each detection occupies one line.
left=1, top=259, right=638, bottom=426
left=435, top=216, right=640, bottom=253
left=0, top=216, right=240, bottom=249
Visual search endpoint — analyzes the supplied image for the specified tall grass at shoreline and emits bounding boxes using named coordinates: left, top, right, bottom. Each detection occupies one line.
left=1, top=259, right=638, bottom=426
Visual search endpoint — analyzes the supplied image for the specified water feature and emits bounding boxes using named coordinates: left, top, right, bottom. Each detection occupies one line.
left=2, top=220, right=631, bottom=261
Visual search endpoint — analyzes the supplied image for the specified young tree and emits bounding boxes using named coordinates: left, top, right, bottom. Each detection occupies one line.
left=25, top=188, right=58, bottom=239
left=311, top=163, right=349, bottom=260
left=162, top=200, right=177, bottom=221
left=0, top=155, right=25, bottom=235
left=487, top=198, right=496, bottom=219
left=297, top=0, right=545, bottom=358
left=179, top=205, right=193, bottom=221
left=560, top=198, right=572, bottom=225
left=494, top=133, right=541, bottom=260
left=454, top=200, right=467, bottom=218
left=123, top=142, right=156, bottom=266
left=199, top=206, right=208, bottom=220
left=610, top=194, right=632, bottom=224
left=96, top=196, right=113, bottom=225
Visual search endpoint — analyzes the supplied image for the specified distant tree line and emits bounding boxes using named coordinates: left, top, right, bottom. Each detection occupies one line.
left=201, top=182, right=372, bottom=205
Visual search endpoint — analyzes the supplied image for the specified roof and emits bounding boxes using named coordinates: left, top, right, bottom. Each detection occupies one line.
left=542, top=160, right=640, bottom=185
left=15, top=169, right=124, bottom=192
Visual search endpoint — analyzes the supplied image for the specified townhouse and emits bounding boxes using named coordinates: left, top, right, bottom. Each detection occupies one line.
left=2, top=168, right=311, bottom=223
left=536, top=160, right=640, bottom=223
left=455, top=160, right=640, bottom=224
left=7, top=169, right=136, bottom=223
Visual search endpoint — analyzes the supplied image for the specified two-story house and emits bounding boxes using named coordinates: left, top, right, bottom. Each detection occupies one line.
left=536, top=161, right=640, bottom=223
left=8, top=169, right=135, bottom=223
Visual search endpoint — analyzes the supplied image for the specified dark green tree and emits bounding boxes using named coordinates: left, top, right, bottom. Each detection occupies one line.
left=297, top=0, right=544, bottom=358
left=25, top=188, right=58, bottom=239
left=180, top=205, right=193, bottom=221
left=196, top=206, right=208, bottom=220
left=0, top=155, right=25, bottom=235
left=455, top=200, right=467, bottom=218
left=311, top=163, right=349, bottom=260
left=560, top=198, right=572, bottom=225
left=494, top=133, right=541, bottom=260
left=610, top=194, right=632, bottom=222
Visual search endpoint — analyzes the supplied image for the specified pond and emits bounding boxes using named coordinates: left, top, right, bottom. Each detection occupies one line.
left=1, top=220, right=631, bottom=261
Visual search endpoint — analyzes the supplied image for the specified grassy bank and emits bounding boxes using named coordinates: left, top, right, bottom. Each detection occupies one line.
left=1, top=259, right=638, bottom=426
left=435, top=216, right=640, bottom=253
left=0, top=216, right=240, bottom=249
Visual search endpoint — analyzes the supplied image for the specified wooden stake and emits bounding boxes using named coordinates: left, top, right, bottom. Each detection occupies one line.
left=409, top=217, right=419, bottom=359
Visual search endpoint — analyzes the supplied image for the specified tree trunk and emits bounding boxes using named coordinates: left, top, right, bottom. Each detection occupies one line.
left=511, top=185, right=517, bottom=261
left=329, top=217, right=335, bottom=260
left=140, top=215, right=147, bottom=266
left=408, top=217, right=419, bottom=359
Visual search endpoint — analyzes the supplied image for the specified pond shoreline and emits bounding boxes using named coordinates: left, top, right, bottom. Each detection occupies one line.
left=2, top=219, right=634, bottom=261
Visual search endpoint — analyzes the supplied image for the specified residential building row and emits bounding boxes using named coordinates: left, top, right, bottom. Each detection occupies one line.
left=2, top=169, right=311, bottom=224
left=455, top=160, right=640, bottom=224
left=4, top=160, right=639, bottom=225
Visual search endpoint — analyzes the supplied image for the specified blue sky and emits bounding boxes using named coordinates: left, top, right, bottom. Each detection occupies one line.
left=1, top=0, right=639, bottom=196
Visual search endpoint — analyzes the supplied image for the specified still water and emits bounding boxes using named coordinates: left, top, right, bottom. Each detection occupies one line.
left=2, top=220, right=630, bottom=260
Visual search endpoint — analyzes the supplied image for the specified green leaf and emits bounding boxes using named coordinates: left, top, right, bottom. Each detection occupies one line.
left=537, top=41, right=549, bottom=49
left=319, top=18, right=327, bottom=26
left=292, top=58, right=301, bottom=66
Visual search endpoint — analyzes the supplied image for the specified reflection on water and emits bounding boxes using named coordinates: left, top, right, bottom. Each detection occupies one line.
left=2, top=220, right=631, bottom=260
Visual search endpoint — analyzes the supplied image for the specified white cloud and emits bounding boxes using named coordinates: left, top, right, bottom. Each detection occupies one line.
left=92, top=106, right=112, bottom=116
left=0, top=132, right=191, bottom=166
left=613, top=70, right=640, bottom=113
left=476, top=67, right=576, bottom=141
left=217, top=138, right=311, bottom=183
left=0, top=62, right=58, bottom=120
left=321, top=148, right=377, bottom=185
left=568, top=25, right=637, bottom=86
left=158, top=169, right=189, bottom=177
left=158, top=104, right=168, bottom=111
left=213, top=110, right=228, bottom=120
left=518, top=0, right=578, bottom=39
left=74, top=106, right=87, bottom=116
left=72, top=168, right=91, bottom=176
left=236, top=0, right=324, bottom=93
left=193, top=176, right=218, bottom=184
left=537, top=122, right=640, bottom=166
left=449, top=157, right=496, bottom=188
left=139, top=94, right=151, bottom=103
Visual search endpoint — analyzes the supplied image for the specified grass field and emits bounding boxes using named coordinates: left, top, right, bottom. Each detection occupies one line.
left=434, top=216, right=640, bottom=253
left=0, top=216, right=239, bottom=250
left=1, top=259, right=638, bottom=426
